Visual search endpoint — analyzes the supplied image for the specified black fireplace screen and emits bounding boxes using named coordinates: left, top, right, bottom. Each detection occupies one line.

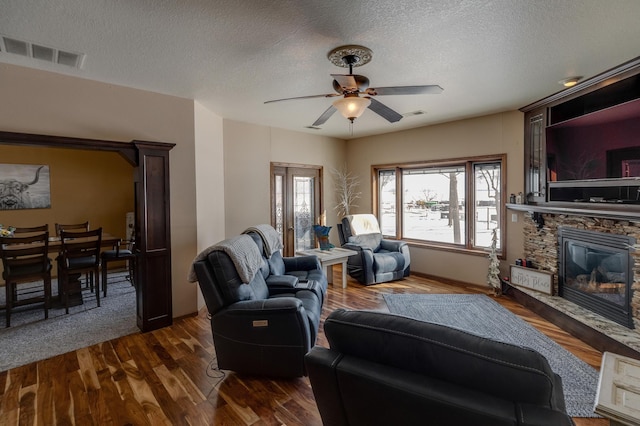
left=558, top=227, right=634, bottom=328
left=563, top=241, right=627, bottom=307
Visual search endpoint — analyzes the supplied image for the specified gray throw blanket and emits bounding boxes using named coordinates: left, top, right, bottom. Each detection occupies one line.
left=243, top=224, right=283, bottom=258
left=188, top=234, right=263, bottom=284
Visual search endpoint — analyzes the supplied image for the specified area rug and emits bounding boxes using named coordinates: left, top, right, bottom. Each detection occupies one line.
left=0, top=271, right=139, bottom=372
left=383, top=293, right=599, bottom=418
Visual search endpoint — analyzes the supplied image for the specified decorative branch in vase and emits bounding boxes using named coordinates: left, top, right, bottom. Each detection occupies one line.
left=331, top=164, right=361, bottom=218
left=487, top=228, right=502, bottom=296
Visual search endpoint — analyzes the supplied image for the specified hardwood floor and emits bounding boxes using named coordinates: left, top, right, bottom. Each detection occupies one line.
left=0, top=268, right=610, bottom=425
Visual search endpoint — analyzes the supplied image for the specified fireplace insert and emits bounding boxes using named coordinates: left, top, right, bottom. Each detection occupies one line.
left=558, top=227, right=635, bottom=328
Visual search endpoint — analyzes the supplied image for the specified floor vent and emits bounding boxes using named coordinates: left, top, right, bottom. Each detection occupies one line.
left=0, top=34, right=85, bottom=69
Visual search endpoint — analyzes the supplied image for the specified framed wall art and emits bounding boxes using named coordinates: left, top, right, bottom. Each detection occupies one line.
left=0, top=163, right=51, bottom=210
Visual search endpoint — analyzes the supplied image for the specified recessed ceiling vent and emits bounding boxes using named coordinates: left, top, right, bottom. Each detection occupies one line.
left=0, top=34, right=85, bottom=69
left=403, top=110, right=427, bottom=117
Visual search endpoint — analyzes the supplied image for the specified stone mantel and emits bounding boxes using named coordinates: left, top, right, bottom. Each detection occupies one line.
left=507, top=203, right=640, bottom=222
left=516, top=211, right=640, bottom=356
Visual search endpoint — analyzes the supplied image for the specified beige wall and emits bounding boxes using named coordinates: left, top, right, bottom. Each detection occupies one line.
left=223, top=120, right=346, bottom=239
left=347, top=111, right=525, bottom=287
left=0, top=63, right=199, bottom=318
left=194, top=101, right=225, bottom=310
left=0, top=61, right=528, bottom=317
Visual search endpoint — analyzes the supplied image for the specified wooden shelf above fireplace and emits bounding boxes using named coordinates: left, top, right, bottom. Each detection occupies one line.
left=507, top=202, right=640, bottom=221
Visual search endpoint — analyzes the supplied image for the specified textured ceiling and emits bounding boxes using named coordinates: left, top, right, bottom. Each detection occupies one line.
left=2, top=0, right=640, bottom=139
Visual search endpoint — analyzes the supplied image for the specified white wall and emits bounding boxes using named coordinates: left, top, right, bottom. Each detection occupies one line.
left=347, top=111, right=525, bottom=287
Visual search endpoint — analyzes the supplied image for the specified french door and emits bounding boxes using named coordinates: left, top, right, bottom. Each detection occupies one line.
left=271, top=163, right=322, bottom=257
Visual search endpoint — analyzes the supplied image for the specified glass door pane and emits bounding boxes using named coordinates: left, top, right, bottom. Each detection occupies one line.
left=274, top=175, right=284, bottom=241
left=271, top=164, right=322, bottom=256
left=293, top=176, right=315, bottom=252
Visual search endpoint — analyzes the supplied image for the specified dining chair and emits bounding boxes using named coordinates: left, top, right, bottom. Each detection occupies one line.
left=55, top=222, right=89, bottom=236
left=13, top=224, right=49, bottom=234
left=0, top=231, right=52, bottom=327
left=7, top=225, right=50, bottom=303
left=55, top=221, right=92, bottom=289
left=101, top=238, right=136, bottom=297
left=58, top=228, right=102, bottom=313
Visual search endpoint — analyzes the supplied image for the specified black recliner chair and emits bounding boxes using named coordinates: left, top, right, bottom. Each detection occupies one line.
left=338, top=214, right=410, bottom=285
left=191, top=234, right=322, bottom=377
left=244, top=228, right=327, bottom=303
left=305, top=309, right=574, bottom=426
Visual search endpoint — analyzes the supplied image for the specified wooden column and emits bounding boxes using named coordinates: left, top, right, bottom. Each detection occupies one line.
left=133, top=140, right=175, bottom=331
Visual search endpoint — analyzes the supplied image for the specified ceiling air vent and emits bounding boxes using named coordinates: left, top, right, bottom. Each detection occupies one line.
left=3, top=37, right=29, bottom=56
left=403, top=110, right=427, bottom=117
left=0, top=34, right=85, bottom=69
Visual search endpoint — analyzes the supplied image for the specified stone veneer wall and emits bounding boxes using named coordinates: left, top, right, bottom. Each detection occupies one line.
left=522, top=213, right=640, bottom=330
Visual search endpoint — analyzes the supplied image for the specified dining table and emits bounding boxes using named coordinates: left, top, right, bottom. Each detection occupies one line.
left=1, top=232, right=123, bottom=307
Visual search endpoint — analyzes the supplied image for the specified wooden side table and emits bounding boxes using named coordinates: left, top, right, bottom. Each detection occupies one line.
left=595, top=351, right=640, bottom=425
left=296, top=247, right=357, bottom=288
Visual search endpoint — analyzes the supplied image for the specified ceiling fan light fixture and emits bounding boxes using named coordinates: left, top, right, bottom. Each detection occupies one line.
left=559, top=76, right=582, bottom=87
left=333, top=96, right=371, bottom=122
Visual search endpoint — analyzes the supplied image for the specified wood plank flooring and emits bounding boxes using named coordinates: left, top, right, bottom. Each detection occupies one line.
left=0, top=268, right=610, bottom=425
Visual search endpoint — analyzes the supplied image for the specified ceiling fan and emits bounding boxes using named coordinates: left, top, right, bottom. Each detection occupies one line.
left=265, top=45, right=443, bottom=126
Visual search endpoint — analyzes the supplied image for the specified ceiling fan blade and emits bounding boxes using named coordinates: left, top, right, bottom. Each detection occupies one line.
left=367, top=85, right=444, bottom=96
left=264, top=93, right=339, bottom=104
left=312, top=105, right=337, bottom=126
left=366, top=97, right=403, bottom=123
left=331, top=74, right=359, bottom=92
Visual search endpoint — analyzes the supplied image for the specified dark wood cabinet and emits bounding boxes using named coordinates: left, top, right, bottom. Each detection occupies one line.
left=520, top=56, right=640, bottom=215
left=0, top=131, right=175, bottom=332
left=523, top=108, right=546, bottom=204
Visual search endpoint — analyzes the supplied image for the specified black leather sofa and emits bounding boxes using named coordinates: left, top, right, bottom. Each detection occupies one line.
left=305, top=309, right=575, bottom=426
left=192, top=234, right=324, bottom=377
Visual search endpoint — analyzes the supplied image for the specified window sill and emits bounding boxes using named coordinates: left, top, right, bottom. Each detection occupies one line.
left=403, top=239, right=503, bottom=259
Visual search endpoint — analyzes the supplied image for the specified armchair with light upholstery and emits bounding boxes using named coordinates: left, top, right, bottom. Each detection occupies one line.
left=337, top=214, right=410, bottom=285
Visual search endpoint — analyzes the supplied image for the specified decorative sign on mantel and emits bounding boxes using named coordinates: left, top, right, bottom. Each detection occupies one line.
left=509, top=265, right=553, bottom=295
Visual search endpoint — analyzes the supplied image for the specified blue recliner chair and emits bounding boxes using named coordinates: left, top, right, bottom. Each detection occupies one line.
left=243, top=225, right=327, bottom=303
left=191, top=234, right=322, bottom=377
left=337, top=214, right=410, bottom=285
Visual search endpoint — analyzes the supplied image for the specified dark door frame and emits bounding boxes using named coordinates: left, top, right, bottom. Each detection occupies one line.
left=0, top=130, right=175, bottom=332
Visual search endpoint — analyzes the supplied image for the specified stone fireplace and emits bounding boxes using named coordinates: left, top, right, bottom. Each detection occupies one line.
left=521, top=213, right=640, bottom=350
left=558, top=226, right=634, bottom=328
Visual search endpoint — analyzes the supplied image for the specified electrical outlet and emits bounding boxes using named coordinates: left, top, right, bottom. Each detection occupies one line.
left=512, top=213, right=518, bottom=222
